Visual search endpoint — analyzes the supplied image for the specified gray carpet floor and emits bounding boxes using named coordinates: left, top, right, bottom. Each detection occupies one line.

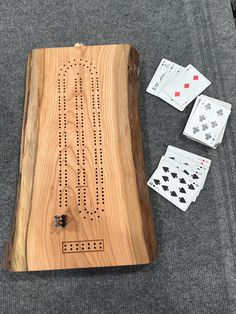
left=1, top=0, right=236, bottom=313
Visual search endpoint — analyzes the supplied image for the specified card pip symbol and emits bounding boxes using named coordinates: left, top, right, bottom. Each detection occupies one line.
left=175, top=91, right=180, bottom=97
left=193, top=127, right=200, bottom=134
left=154, top=179, right=160, bottom=185
left=199, top=115, right=205, bottom=122
left=188, top=184, right=195, bottom=190
left=163, top=167, right=169, bottom=172
left=162, top=185, right=169, bottom=191
left=193, top=75, right=199, bottom=80
left=211, top=121, right=218, bottom=128
left=162, top=176, right=169, bottom=182
left=179, top=197, right=186, bottom=203
left=205, top=133, right=212, bottom=140
left=202, top=124, right=208, bottom=131
left=184, top=83, right=190, bottom=88
left=205, top=103, right=211, bottom=110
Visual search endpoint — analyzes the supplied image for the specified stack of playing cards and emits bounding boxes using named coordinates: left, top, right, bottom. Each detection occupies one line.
left=183, top=95, right=232, bottom=148
left=146, top=58, right=211, bottom=111
left=147, top=146, right=211, bottom=211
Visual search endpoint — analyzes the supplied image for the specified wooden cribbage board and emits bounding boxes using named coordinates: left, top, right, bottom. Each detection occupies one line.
left=4, top=44, right=157, bottom=271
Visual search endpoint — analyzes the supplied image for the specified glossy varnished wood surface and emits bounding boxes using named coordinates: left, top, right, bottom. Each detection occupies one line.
left=4, top=44, right=157, bottom=271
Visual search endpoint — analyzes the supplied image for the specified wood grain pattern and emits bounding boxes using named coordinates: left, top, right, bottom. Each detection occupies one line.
left=4, top=44, right=158, bottom=271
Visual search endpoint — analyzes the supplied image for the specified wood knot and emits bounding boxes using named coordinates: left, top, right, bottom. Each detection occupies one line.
left=54, top=215, right=68, bottom=228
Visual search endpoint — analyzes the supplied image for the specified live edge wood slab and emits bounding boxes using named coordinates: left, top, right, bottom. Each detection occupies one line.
left=4, top=44, right=158, bottom=272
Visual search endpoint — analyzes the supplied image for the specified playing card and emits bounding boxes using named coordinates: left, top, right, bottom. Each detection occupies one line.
left=148, top=146, right=211, bottom=211
left=165, top=153, right=205, bottom=190
left=146, top=59, right=180, bottom=96
left=185, top=95, right=204, bottom=123
left=148, top=157, right=199, bottom=211
left=161, top=157, right=202, bottom=200
left=163, top=65, right=211, bottom=110
left=166, top=145, right=211, bottom=170
left=197, top=95, right=231, bottom=144
left=183, top=95, right=231, bottom=148
left=200, top=95, right=231, bottom=110
left=165, top=146, right=211, bottom=188
left=157, top=62, right=184, bottom=96
left=158, top=66, right=186, bottom=111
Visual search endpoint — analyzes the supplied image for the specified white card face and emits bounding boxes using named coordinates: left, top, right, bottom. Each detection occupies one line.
left=200, top=95, right=232, bottom=110
left=184, top=97, right=231, bottom=147
left=166, top=145, right=211, bottom=170
left=162, top=157, right=202, bottom=200
left=158, top=67, right=186, bottom=111
left=148, top=157, right=198, bottom=211
left=165, top=146, right=211, bottom=188
left=146, top=58, right=170, bottom=96
left=185, top=96, right=204, bottom=124
left=195, top=95, right=231, bottom=144
left=164, top=153, right=205, bottom=189
left=157, top=62, right=184, bottom=95
left=184, top=135, right=218, bottom=149
left=148, top=146, right=211, bottom=211
left=146, top=59, right=182, bottom=97
left=163, top=65, right=211, bottom=109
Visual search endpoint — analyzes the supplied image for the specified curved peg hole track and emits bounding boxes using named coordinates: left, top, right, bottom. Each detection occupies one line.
left=57, top=59, right=105, bottom=220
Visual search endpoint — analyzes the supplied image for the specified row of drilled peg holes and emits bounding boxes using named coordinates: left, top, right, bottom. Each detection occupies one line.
left=64, top=242, right=103, bottom=251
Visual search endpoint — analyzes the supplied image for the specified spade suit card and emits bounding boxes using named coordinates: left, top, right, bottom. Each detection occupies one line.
left=164, top=146, right=211, bottom=189
left=164, top=151, right=205, bottom=191
left=165, top=145, right=211, bottom=171
left=148, top=157, right=199, bottom=211
left=148, top=146, right=211, bottom=211
left=160, top=157, right=202, bottom=201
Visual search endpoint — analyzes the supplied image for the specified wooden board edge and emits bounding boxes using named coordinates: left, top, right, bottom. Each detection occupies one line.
left=3, top=51, right=40, bottom=271
left=127, top=46, right=158, bottom=262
